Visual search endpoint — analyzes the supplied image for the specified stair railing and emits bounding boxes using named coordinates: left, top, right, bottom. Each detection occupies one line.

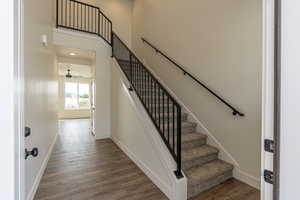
left=56, top=0, right=112, bottom=45
left=112, top=33, right=183, bottom=179
left=141, top=38, right=245, bottom=117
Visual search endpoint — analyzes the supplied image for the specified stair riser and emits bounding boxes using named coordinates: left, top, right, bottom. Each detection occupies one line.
left=164, top=125, right=196, bottom=134
left=188, top=171, right=233, bottom=199
left=169, top=138, right=207, bottom=152
left=183, top=153, right=218, bottom=170
left=182, top=138, right=207, bottom=150
left=159, top=125, right=196, bottom=134
left=154, top=114, right=188, bottom=122
left=182, top=125, right=196, bottom=134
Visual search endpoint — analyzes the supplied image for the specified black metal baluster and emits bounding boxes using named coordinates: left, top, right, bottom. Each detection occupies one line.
left=89, top=7, right=91, bottom=32
left=139, top=63, right=142, bottom=95
left=172, top=103, right=175, bottom=153
left=147, top=73, right=152, bottom=108
left=69, top=0, right=71, bottom=27
left=109, top=22, right=111, bottom=42
left=151, top=78, right=153, bottom=116
left=56, top=0, right=59, bottom=27
left=73, top=1, right=74, bottom=28
left=101, top=14, right=104, bottom=38
left=142, top=67, right=144, bottom=101
left=167, top=97, right=170, bottom=143
left=104, top=19, right=107, bottom=41
left=81, top=4, right=83, bottom=30
left=135, top=59, right=137, bottom=88
left=129, top=54, right=133, bottom=85
left=158, top=86, right=161, bottom=131
left=107, top=19, right=109, bottom=41
left=84, top=5, right=86, bottom=30
left=92, top=8, right=94, bottom=33
left=97, top=9, right=100, bottom=35
left=65, top=0, right=67, bottom=26
left=144, top=68, right=146, bottom=103
left=154, top=82, right=157, bottom=121
left=176, top=105, right=182, bottom=178
left=94, top=9, right=96, bottom=33
left=77, top=2, right=79, bottom=29
left=106, top=19, right=107, bottom=40
left=137, top=62, right=139, bottom=93
left=163, top=93, right=165, bottom=138
left=140, top=63, right=142, bottom=95
left=61, top=0, right=63, bottom=26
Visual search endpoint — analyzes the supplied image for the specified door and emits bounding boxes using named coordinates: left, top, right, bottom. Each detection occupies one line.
left=90, top=79, right=96, bottom=136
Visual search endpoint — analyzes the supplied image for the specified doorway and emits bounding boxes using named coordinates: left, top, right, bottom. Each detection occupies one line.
left=55, top=45, right=96, bottom=136
left=10, top=0, right=281, bottom=200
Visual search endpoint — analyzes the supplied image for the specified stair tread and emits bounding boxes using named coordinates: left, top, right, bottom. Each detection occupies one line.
left=185, top=160, right=233, bottom=185
left=170, top=132, right=206, bottom=144
left=182, top=132, right=207, bottom=143
left=182, top=145, right=218, bottom=162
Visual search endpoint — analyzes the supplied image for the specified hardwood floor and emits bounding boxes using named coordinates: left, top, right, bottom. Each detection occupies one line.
left=190, top=178, right=260, bottom=200
left=34, top=119, right=260, bottom=200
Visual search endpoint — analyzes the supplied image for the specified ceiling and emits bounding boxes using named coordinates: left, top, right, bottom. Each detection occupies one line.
left=55, top=45, right=96, bottom=61
left=58, top=63, right=92, bottom=78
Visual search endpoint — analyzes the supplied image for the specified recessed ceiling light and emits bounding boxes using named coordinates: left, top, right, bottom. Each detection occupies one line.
left=69, top=53, right=76, bottom=56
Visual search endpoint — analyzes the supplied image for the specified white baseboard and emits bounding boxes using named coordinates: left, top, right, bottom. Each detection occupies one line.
left=112, top=137, right=172, bottom=199
left=95, top=134, right=110, bottom=140
left=233, top=168, right=261, bottom=189
left=26, top=133, right=58, bottom=200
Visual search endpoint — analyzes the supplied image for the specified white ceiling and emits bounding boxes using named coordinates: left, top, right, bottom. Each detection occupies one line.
left=55, top=45, right=96, bottom=61
left=58, top=63, right=92, bottom=78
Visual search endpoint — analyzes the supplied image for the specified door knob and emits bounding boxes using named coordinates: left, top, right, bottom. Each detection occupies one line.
left=25, top=148, right=39, bottom=160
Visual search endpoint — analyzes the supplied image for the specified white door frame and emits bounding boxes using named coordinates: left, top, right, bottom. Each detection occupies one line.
left=10, top=0, right=279, bottom=200
left=261, top=0, right=277, bottom=200
left=1, top=0, right=24, bottom=199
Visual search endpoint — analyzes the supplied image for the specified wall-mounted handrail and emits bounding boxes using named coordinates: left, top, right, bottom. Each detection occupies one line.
left=141, top=38, right=245, bottom=117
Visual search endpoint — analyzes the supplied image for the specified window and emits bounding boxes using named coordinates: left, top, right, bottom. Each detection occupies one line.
left=65, top=82, right=90, bottom=109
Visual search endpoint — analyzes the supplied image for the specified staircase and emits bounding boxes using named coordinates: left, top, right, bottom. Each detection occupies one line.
left=56, top=0, right=236, bottom=198
left=117, top=60, right=234, bottom=198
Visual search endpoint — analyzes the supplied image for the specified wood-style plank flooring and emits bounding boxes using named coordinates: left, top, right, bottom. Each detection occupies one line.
left=34, top=119, right=260, bottom=200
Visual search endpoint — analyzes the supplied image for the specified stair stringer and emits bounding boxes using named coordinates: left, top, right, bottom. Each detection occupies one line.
left=111, top=58, right=187, bottom=200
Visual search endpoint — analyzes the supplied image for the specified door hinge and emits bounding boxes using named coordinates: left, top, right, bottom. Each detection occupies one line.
left=25, top=126, right=31, bottom=137
left=264, top=170, right=274, bottom=184
left=264, top=139, right=274, bottom=153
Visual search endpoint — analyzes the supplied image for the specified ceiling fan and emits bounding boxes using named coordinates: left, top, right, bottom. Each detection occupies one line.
left=66, top=69, right=72, bottom=78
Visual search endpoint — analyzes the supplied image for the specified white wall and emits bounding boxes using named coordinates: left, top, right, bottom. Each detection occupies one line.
left=132, top=0, right=262, bottom=181
left=24, top=0, right=58, bottom=199
left=53, top=29, right=112, bottom=139
left=280, top=0, right=300, bottom=199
